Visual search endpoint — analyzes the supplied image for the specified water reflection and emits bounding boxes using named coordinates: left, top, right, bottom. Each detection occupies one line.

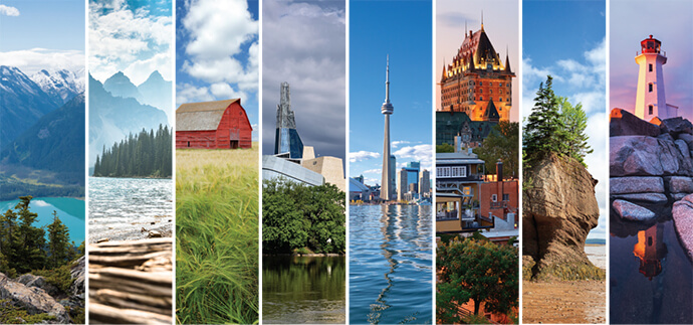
left=633, top=223, right=668, bottom=280
left=262, top=255, right=345, bottom=324
left=350, top=205, right=432, bottom=324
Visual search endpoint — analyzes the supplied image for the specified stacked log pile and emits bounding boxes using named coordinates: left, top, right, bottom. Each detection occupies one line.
left=89, top=238, right=172, bottom=324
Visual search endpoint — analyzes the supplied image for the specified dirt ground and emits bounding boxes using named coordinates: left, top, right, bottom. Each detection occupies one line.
left=523, top=280, right=606, bottom=324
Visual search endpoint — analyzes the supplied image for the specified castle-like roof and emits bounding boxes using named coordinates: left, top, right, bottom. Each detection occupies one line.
left=442, top=25, right=513, bottom=81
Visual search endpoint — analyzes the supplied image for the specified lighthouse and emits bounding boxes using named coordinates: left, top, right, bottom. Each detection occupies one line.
left=634, top=35, right=677, bottom=121
left=381, top=56, right=394, bottom=201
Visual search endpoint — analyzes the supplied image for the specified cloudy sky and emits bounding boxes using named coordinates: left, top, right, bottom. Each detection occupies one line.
left=524, top=0, right=607, bottom=240
left=349, top=0, right=432, bottom=187
left=436, top=0, right=520, bottom=122
left=610, top=0, right=693, bottom=120
left=89, top=0, right=172, bottom=85
left=0, top=0, right=84, bottom=75
left=262, top=0, right=345, bottom=160
left=176, top=0, right=258, bottom=140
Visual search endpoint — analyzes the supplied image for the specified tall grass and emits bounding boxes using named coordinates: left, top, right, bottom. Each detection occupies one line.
left=176, top=145, right=259, bottom=324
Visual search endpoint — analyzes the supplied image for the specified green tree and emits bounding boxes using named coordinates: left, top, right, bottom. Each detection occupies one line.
left=47, top=211, right=71, bottom=269
left=436, top=143, right=454, bottom=153
left=15, top=196, right=46, bottom=273
left=557, top=96, right=593, bottom=167
left=523, top=76, right=570, bottom=168
left=474, top=121, right=519, bottom=178
left=437, top=237, right=518, bottom=321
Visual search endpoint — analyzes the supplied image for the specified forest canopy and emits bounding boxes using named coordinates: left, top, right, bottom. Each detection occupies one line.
left=93, top=124, right=172, bottom=178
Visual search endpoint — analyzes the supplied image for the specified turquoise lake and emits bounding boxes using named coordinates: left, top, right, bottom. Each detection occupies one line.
left=0, top=197, right=85, bottom=244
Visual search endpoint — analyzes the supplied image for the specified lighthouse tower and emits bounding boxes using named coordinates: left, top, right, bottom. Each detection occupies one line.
left=634, top=35, right=675, bottom=121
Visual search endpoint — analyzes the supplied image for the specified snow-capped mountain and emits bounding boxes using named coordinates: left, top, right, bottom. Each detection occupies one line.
left=30, top=68, right=85, bottom=105
left=138, top=70, right=173, bottom=124
left=0, top=66, right=61, bottom=148
left=102, top=71, right=143, bottom=102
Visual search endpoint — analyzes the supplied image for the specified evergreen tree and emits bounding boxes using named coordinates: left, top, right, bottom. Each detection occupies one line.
left=47, top=211, right=71, bottom=269
left=523, top=76, right=570, bottom=168
left=474, top=121, right=520, bottom=178
left=558, top=96, right=593, bottom=167
left=15, top=196, right=46, bottom=272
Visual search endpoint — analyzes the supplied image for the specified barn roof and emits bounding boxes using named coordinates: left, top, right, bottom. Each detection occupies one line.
left=176, top=99, right=240, bottom=131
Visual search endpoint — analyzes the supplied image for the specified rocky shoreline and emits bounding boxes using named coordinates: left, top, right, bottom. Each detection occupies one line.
left=610, top=109, right=693, bottom=262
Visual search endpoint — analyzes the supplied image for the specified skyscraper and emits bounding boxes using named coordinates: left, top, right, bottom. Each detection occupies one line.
left=274, top=82, right=304, bottom=158
left=381, top=57, right=394, bottom=201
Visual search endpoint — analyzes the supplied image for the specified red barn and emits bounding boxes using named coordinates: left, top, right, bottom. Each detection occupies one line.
left=176, top=99, right=253, bottom=149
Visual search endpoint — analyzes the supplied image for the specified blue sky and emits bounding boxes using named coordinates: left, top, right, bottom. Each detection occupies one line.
left=89, top=0, right=172, bottom=85
left=0, top=0, right=84, bottom=75
left=176, top=0, right=258, bottom=140
left=524, top=0, right=607, bottom=240
left=349, top=0, right=433, bottom=187
left=610, top=0, right=693, bottom=120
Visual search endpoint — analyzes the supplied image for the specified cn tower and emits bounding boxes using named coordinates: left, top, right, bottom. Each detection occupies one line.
left=381, top=56, right=394, bottom=201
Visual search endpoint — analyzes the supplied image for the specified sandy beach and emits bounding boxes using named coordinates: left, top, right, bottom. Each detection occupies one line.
left=523, top=280, right=606, bottom=324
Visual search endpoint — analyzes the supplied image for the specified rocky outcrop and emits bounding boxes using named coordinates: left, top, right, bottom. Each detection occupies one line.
left=0, top=273, right=70, bottom=322
left=610, top=108, right=660, bottom=137
left=672, top=194, right=693, bottom=262
left=70, top=256, right=85, bottom=296
left=523, top=154, right=600, bottom=278
left=16, top=274, right=60, bottom=297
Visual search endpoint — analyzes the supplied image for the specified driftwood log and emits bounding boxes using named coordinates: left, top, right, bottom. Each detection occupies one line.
left=89, top=238, right=173, bottom=324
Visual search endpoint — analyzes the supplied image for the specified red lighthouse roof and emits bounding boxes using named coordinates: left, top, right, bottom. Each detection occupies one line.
left=640, top=35, right=662, bottom=54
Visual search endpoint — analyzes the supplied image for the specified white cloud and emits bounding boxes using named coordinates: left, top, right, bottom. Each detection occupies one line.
left=176, top=82, right=214, bottom=104
left=349, top=151, right=380, bottom=163
left=180, top=0, right=258, bottom=92
left=393, top=144, right=433, bottom=166
left=392, top=140, right=410, bottom=148
left=362, top=168, right=381, bottom=174
left=0, top=48, right=84, bottom=77
left=89, top=0, right=172, bottom=84
left=0, top=4, right=19, bottom=16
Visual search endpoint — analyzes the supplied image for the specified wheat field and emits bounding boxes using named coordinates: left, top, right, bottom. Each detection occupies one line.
left=175, top=145, right=259, bottom=324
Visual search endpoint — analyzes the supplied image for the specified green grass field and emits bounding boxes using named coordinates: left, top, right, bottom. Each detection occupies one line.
left=176, top=145, right=259, bottom=324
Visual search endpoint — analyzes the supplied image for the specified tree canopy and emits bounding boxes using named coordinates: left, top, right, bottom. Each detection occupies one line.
left=474, top=121, right=519, bottom=178
left=523, top=76, right=591, bottom=168
left=262, top=180, right=345, bottom=254
left=437, top=236, right=518, bottom=322
left=93, top=124, right=172, bottom=178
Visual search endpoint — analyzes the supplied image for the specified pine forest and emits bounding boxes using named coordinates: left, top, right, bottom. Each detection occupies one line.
left=93, top=125, right=173, bottom=178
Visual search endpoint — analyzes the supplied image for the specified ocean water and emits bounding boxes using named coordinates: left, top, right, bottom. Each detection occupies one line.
left=350, top=205, right=433, bottom=324
left=89, top=177, right=173, bottom=242
left=0, top=197, right=85, bottom=244
left=585, top=244, right=606, bottom=269
left=263, top=255, right=346, bottom=324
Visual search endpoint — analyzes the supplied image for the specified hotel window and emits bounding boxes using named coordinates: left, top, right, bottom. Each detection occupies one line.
left=503, top=194, right=510, bottom=201
left=480, top=96, right=483, bottom=101
left=437, top=166, right=451, bottom=178
left=649, top=105, right=653, bottom=115
left=649, top=64, right=653, bottom=72
left=492, top=194, right=497, bottom=202
left=480, top=89, right=483, bottom=93
left=649, top=83, right=653, bottom=92
left=480, top=81, right=483, bottom=86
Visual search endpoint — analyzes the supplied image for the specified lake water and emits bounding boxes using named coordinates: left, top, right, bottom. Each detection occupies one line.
left=0, top=197, right=85, bottom=244
left=350, top=205, right=433, bottom=324
left=610, top=214, right=693, bottom=324
left=89, top=177, right=173, bottom=242
left=262, top=255, right=346, bottom=324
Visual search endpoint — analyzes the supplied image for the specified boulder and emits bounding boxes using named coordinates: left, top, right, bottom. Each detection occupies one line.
left=671, top=195, right=693, bottom=262
left=16, top=274, right=60, bottom=297
left=0, top=274, right=69, bottom=322
left=677, top=133, right=693, bottom=149
left=612, top=199, right=656, bottom=222
left=523, top=154, right=600, bottom=277
left=611, top=176, right=664, bottom=194
left=672, top=193, right=689, bottom=201
left=609, top=108, right=660, bottom=137
left=675, top=139, right=691, bottom=159
left=664, top=176, right=693, bottom=193
left=660, top=117, right=693, bottom=136
left=611, top=192, right=668, bottom=204
left=69, top=256, right=85, bottom=296
left=610, top=136, right=689, bottom=177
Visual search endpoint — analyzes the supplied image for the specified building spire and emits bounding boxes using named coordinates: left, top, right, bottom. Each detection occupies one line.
left=385, top=55, right=390, bottom=104
left=481, top=10, right=484, bottom=31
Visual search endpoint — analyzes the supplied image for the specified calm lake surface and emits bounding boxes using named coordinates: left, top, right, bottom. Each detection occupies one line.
left=350, top=205, right=432, bottom=324
left=262, top=255, right=345, bottom=324
left=610, top=214, right=693, bottom=324
left=0, top=197, right=85, bottom=244
left=89, top=177, right=172, bottom=242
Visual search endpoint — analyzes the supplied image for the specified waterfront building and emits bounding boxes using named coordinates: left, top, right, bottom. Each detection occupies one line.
left=633, top=35, right=677, bottom=121
left=439, top=21, right=515, bottom=122
left=396, top=168, right=408, bottom=201
left=176, top=99, right=252, bottom=149
left=419, top=169, right=430, bottom=196
left=381, top=57, right=395, bottom=201
left=274, top=82, right=304, bottom=159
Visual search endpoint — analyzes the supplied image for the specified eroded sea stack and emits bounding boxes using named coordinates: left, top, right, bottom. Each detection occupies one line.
left=523, top=153, right=601, bottom=279
left=610, top=108, right=693, bottom=261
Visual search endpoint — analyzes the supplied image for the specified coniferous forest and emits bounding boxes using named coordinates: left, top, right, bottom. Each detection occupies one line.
left=93, top=124, right=172, bottom=178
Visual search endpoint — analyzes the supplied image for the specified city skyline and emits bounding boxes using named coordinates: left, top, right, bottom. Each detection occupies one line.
left=524, top=0, right=606, bottom=240
left=350, top=0, right=432, bottom=187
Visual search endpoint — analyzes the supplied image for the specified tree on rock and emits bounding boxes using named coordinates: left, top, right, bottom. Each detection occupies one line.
left=558, top=96, right=592, bottom=166
left=47, top=211, right=71, bottom=269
